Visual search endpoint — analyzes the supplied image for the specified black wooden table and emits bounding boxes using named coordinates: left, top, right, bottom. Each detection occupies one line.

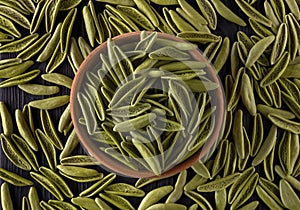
left=0, top=0, right=291, bottom=209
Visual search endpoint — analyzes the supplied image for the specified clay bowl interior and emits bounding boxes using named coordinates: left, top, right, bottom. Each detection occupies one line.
left=70, top=31, right=226, bottom=178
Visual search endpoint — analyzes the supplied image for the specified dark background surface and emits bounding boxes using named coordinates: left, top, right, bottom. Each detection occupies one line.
left=0, top=0, right=284, bottom=209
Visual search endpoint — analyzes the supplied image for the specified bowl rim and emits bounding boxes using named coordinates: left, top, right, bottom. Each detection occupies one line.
left=70, top=31, right=226, bottom=178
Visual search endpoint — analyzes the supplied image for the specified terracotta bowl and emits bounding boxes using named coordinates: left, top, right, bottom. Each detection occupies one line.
left=70, top=31, right=226, bottom=178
